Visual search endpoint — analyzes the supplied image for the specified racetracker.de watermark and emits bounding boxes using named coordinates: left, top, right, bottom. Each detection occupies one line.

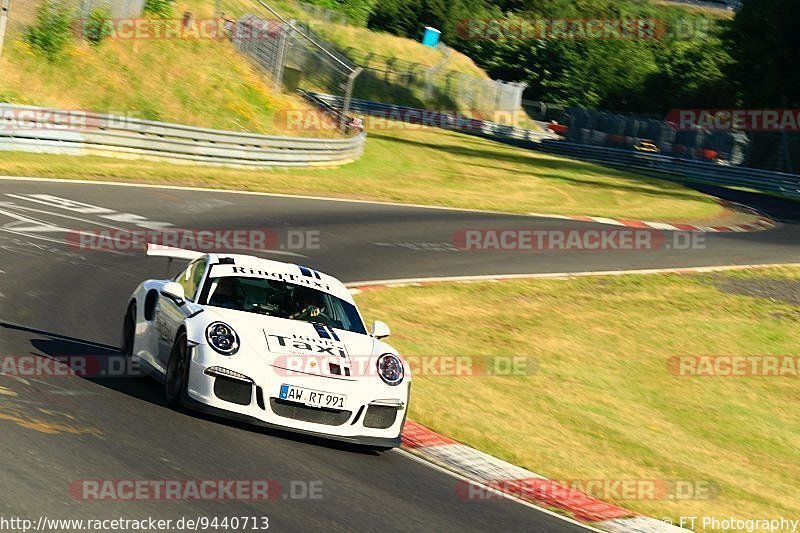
left=455, top=18, right=709, bottom=40
left=0, top=355, right=147, bottom=378
left=272, top=109, right=530, bottom=131
left=668, top=356, right=800, bottom=377
left=0, top=109, right=139, bottom=132
left=68, top=479, right=323, bottom=501
left=76, top=17, right=282, bottom=40
left=67, top=229, right=320, bottom=253
left=456, top=478, right=719, bottom=501
left=667, top=109, right=800, bottom=131
left=273, top=355, right=537, bottom=378
left=452, top=229, right=705, bottom=251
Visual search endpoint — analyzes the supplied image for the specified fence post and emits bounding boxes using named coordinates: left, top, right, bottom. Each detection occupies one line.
left=385, top=58, right=396, bottom=83
left=274, top=23, right=289, bottom=91
left=0, top=0, right=10, bottom=58
left=340, top=66, right=362, bottom=131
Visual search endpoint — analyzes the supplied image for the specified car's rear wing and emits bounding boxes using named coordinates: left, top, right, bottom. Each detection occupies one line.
left=146, top=243, right=205, bottom=261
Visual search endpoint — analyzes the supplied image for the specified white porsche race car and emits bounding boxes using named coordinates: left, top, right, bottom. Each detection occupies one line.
left=121, top=244, right=410, bottom=449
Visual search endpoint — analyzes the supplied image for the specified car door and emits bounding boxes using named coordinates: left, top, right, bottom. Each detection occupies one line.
left=156, top=257, right=208, bottom=366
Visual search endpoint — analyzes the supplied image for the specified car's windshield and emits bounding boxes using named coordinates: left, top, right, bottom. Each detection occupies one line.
left=201, top=276, right=366, bottom=334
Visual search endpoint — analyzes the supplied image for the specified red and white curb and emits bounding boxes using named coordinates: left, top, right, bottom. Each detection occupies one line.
left=401, top=420, right=687, bottom=532
left=526, top=212, right=775, bottom=233
left=355, top=266, right=796, bottom=529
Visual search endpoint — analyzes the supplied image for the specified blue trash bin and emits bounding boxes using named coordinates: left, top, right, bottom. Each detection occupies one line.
left=422, top=26, right=441, bottom=47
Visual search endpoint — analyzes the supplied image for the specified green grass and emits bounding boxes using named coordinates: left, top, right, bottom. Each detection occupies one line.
left=0, top=123, right=728, bottom=222
left=0, top=0, right=332, bottom=136
left=316, top=21, right=488, bottom=78
left=1, top=0, right=507, bottom=126
left=354, top=267, right=800, bottom=529
left=319, top=25, right=483, bottom=111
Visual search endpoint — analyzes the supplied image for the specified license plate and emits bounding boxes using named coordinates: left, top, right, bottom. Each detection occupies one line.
left=279, top=384, right=346, bottom=410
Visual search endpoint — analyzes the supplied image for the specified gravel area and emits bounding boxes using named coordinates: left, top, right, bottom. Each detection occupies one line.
left=710, top=275, right=800, bottom=306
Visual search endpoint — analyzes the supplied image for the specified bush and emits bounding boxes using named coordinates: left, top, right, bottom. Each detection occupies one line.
left=144, top=0, right=176, bottom=18
left=24, top=2, right=73, bottom=61
left=83, top=9, right=112, bottom=45
left=306, top=0, right=378, bottom=27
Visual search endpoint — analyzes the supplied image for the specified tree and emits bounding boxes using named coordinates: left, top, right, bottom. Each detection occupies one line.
left=726, top=0, right=800, bottom=107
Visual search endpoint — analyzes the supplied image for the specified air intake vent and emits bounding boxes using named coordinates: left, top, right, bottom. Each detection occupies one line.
left=269, top=399, right=351, bottom=426
left=363, top=405, right=398, bottom=429
left=213, top=376, right=252, bottom=405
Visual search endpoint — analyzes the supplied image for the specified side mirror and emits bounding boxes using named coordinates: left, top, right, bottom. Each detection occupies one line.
left=371, top=320, right=390, bottom=339
left=161, top=282, right=186, bottom=306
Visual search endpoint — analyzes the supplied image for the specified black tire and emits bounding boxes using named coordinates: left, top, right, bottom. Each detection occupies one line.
left=121, top=302, right=136, bottom=357
left=165, top=331, right=189, bottom=407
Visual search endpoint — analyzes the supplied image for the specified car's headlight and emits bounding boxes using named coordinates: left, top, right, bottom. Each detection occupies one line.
left=205, top=322, right=240, bottom=355
left=376, top=353, right=404, bottom=386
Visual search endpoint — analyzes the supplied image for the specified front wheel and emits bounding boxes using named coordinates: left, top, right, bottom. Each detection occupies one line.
left=165, top=331, right=189, bottom=407
left=120, top=302, right=136, bottom=357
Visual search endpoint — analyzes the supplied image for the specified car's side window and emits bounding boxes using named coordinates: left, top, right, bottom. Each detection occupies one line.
left=175, top=258, right=207, bottom=302
left=190, top=259, right=207, bottom=300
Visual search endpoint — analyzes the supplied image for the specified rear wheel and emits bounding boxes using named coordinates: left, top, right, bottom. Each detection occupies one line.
left=165, top=331, right=189, bottom=407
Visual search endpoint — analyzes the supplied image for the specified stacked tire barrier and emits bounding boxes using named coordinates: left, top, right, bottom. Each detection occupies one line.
left=0, top=104, right=366, bottom=168
left=310, top=92, right=800, bottom=199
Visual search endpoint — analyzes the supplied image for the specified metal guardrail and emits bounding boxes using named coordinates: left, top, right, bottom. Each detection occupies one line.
left=0, top=103, right=366, bottom=167
left=309, top=92, right=555, bottom=144
left=535, top=140, right=800, bottom=199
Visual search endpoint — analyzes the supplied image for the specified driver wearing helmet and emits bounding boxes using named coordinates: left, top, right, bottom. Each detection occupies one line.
left=208, top=277, right=240, bottom=310
left=290, top=287, right=326, bottom=320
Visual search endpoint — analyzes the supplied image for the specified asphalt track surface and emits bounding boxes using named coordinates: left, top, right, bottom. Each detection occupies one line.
left=1, top=177, right=799, bottom=532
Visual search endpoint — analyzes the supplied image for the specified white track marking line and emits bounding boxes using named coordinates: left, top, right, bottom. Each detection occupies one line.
left=0, top=228, right=125, bottom=254
left=0, top=206, right=128, bottom=254
left=0, top=206, right=123, bottom=249
left=395, top=448, right=601, bottom=532
left=345, top=263, right=800, bottom=288
left=6, top=193, right=174, bottom=230
left=0, top=200, right=131, bottom=231
left=0, top=197, right=305, bottom=257
left=6, top=193, right=115, bottom=214
left=0, top=207, right=70, bottom=233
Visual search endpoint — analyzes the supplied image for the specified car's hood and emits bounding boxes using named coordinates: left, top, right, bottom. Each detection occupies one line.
left=200, top=306, right=390, bottom=380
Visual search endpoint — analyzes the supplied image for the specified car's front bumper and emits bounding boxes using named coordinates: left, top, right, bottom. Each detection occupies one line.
left=183, top=346, right=410, bottom=448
